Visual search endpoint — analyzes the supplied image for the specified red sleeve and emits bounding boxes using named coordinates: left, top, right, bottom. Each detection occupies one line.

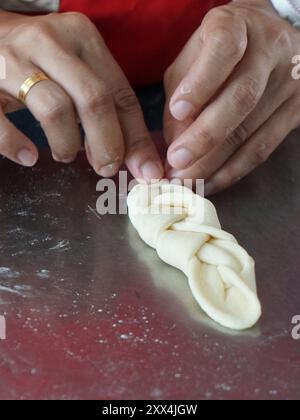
left=61, top=0, right=230, bottom=86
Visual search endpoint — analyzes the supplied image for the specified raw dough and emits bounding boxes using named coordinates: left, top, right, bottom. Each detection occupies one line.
left=127, top=182, right=262, bottom=330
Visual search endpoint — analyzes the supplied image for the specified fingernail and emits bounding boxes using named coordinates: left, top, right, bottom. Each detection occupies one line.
left=170, top=100, right=194, bottom=121
left=205, top=181, right=216, bottom=197
left=141, top=161, right=163, bottom=183
left=167, top=168, right=181, bottom=179
left=62, top=156, right=76, bottom=164
left=169, top=148, right=194, bottom=169
left=98, top=162, right=119, bottom=178
left=52, top=154, right=76, bottom=164
left=17, top=149, right=37, bottom=167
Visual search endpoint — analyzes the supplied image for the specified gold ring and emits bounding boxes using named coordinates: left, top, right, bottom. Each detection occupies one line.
left=18, top=71, right=50, bottom=103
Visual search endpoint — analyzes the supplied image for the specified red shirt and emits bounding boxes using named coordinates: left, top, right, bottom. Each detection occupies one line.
left=60, top=0, right=229, bottom=86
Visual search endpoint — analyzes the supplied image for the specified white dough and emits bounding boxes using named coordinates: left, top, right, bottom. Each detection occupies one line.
left=127, top=182, right=262, bottom=331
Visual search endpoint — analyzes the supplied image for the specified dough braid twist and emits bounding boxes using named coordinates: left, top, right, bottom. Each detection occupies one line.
left=127, top=182, right=261, bottom=330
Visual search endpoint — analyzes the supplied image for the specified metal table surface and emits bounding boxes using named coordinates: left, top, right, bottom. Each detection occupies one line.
left=0, top=128, right=300, bottom=400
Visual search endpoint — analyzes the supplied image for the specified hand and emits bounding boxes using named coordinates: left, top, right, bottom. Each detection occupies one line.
left=164, top=0, right=300, bottom=194
left=0, top=11, right=163, bottom=181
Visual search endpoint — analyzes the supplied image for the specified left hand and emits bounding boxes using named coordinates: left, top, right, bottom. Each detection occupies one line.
left=164, top=0, right=300, bottom=195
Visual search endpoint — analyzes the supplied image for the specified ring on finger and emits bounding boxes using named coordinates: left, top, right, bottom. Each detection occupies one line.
left=18, top=71, right=50, bottom=104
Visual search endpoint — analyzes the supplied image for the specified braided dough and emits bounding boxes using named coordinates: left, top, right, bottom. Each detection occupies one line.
left=127, top=182, right=261, bottom=330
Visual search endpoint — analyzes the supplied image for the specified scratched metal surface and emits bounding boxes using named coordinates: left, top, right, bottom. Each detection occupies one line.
left=0, top=125, right=300, bottom=400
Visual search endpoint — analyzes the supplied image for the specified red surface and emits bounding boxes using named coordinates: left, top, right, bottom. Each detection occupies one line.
left=1, top=134, right=300, bottom=400
left=60, top=0, right=229, bottom=85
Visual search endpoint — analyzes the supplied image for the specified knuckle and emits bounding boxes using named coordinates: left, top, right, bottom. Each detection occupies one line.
left=126, top=135, right=151, bottom=157
left=12, top=21, right=56, bottom=51
left=62, top=12, right=94, bottom=29
left=38, top=94, right=72, bottom=124
left=209, top=27, right=245, bottom=60
left=80, top=83, right=112, bottom=114
left=193, top=126, right=215, bottom=149
left=203, top=7, right=246, bottom=60
left=222, top=124, right=248, bottom=152
left=114, top=87, right=139, bottom=114
left=251, top=142, right=270, bottom=165
left=276, top=29, right=293, bottom=55
left=22, top=21, right=52, bottom=42
left=0, top=44, right=17, bottom=63
left=204, top=7, right=231, bottom=24
left=60, top=12, right=101, bottom=51
left=231, top=77, right=261, bottom=116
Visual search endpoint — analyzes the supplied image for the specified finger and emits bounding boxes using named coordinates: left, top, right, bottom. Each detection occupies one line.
left=167, top=48, right=275, bottom=170
left=163, top=56, right=195, bottom=178
left=163, top=44, right=197, bottom=146
left=170, top=8, right=248, bottom=121
left=28, top=39, right=125, bottom=177
left=109, top=87, right=164, bottom=181
left=163, top=108, right=191, bottom=176
left=25, top=79, right=82, bottom=163
left=79, top=32, right=164, bottom=181
left=164, top=81, right=194, bottom=177
left=204, top=98, right=299, bottom=196
left=0, top=108, right=38, bottom=166
left=163, top=15, right=214, bottom=148
left=164, top=103, right=193, bottom=146
left=0, top=58, right=82, bottom=163
left=163, top=18, right=212, bottom=151
left=167, top=75, right=291, bottom=181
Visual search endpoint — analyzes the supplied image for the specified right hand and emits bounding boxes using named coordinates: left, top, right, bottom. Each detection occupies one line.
left=0, top=11, right=163, bottom=180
